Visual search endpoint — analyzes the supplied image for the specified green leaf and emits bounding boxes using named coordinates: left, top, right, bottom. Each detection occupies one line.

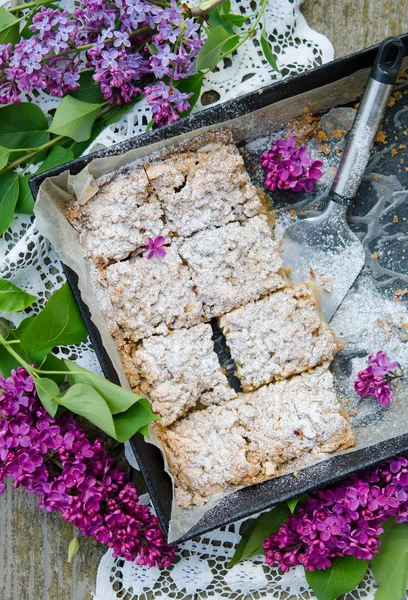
left=35, top=377, right=60, bottom=417
left=222, top=13, right=246, bottom=27
left=209, top=7, right=245, bottom=34
left=306, top=556, right=369, bottom=600
left=48, top=96, right=103, bottom=142
left=0, top=316, right=44, bottom=376
left=63, top=359, right=158, bottom=440
left=103, top=102, right=134, bottom=126
left=70, top=71, right=105, bottom=104
left=0, top=8, right=19, bottom=44
left=20, top=282, right=87, bottom=354
left=38, top=353, right=66, bottom=386
left=174, top=72, right=205, bottom=116
left=227, top=504, right=290, bottom=568
left=0, top=278, right=36, bottom=312
left=287, top=494, right=309, bottom=514
left=196, top=25, right=235, bottom=71
left=67, top=538, right=79, bottom=564
left=16, top=146, right=74, bottom=215
left=112, top=402, right=159, bottom=443
left=260, top=30, right=280, bottom=73
left=0, top=146, right=10, bottom=170
left=372, top=518, right=408, bottom=600
left=0, top=103, right=49, bottom=150
left=0, top=171, right=19, bottom=235
left=63, top=359, right=146, bottom=414
left=59, top=382, right=117, bottom=438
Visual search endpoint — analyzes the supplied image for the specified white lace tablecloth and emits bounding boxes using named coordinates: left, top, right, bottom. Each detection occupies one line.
left=0, top=1, right=378, bottom=598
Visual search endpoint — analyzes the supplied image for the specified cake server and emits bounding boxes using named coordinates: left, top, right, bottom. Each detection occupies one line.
left=280, top=37, right=405, bottom=322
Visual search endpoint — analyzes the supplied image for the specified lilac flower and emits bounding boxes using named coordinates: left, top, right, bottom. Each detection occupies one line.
left=145, top=82, right=192, bottom=126
left=369, top=350, right=400, bottom=376
left=0, top=0, right=203, bottom=111
left=354, top=350, right=400, bottom=407
left=0, top=367, right=176, bottom=567
left=143, top=236, right=166, bottom=259
left=260, top=136, right=323, bottom=194
left=263, top=449, right=408, bottom=573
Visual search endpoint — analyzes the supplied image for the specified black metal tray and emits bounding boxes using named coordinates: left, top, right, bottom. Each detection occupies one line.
left=30, top=34, right=408, bottom=543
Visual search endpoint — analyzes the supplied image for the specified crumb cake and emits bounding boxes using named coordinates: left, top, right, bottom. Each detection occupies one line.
left=144, top=142, right=263, bottom=237
left=104, top=246, right=203, bottom=342
left=178, top=216, right=286, bottom=318
left=66, top=167, right=165, bottom=267
left=219, top=283, right=341, bottom=391
left=155, top=368, right=354, bottom=507
left=124, top=324, right=236, bottom=426
left=62, top=130, right=356, bottom=510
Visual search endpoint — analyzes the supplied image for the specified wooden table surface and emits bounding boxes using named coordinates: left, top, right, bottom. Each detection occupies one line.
left=1, top=2, right=408, bottom=599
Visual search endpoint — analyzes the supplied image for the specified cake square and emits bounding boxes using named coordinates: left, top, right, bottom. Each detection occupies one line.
left=219, top=283, right=341, bottom=391
left=104, top=246, right=203, bottom=342
left=178, top=216, right=286, bottom=319
left=155, top=368, right=354, bottom=507
left=144, top=142, right=263, bottom=237
left=67, top=167, right=165, bottom=267
left=124, top=323, right=236, bottom=425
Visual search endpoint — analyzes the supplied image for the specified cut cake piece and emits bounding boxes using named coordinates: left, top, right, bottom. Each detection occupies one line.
left=66, top=167, right=165, bottom=267
left=104, top=246, right=203, bottom=342
left=155, top=367, right=354, bottom=508
left=144, top=141, right=263, bottom=237
left=178, top=215, right=286, bottom=319
left=219, top=282, right=341, bottom=391
left=124, top=323, right=236, bottom=426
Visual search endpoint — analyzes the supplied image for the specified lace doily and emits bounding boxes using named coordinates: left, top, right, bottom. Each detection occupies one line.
left=0, top=1, right=376, bottom=598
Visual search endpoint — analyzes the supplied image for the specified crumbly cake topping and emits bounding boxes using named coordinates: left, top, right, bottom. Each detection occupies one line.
left=178, top=216, right=286, bottom=319
left=156, top=368, right=354, bottom=507
left=219, top=283, right=340, bottom=391
left=104, top=246, right=203, bottom=342
left=127, top=324, right=236, bottom=425
left=145, top=143, right=263, bottom=237
left=72, top=168, right=166, bottom=267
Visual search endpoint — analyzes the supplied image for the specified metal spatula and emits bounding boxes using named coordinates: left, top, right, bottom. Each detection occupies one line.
left=280, top=37, right=405, bottom=322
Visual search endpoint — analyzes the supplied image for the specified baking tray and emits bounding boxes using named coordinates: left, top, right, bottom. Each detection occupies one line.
left=29, top=35, right=408, bottom=543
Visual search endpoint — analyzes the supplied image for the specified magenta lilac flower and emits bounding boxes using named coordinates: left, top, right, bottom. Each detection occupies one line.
left=0, top=0, right=202, bottom=115
left=263, top=453, right=408, bottom=572
left=354, top=350, right=401, bottom=407
left=260, top=136, right=323, bottom=193
left=143, top=235, right=167, bottom=259
left=0, top=367, right=176, bottom=567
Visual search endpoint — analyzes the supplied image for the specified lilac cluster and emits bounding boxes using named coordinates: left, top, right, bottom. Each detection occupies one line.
left=260, top=136, right=323, bottom=193
left=145, top=82, right=192, bottom=127
left=0, top=367, right=176, bottom=567
left=354, top=351, right=400, bottom=407
left=264, top=454, right=408, bottom=572
left=0, top=0, right=202, bottom=121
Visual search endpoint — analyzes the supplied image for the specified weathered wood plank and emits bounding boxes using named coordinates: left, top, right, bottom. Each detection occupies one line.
left=302, top=0, right=408, bottom=58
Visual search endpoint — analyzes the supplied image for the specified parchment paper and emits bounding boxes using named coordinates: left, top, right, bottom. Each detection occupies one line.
left=34, top=65, right=408, bottom=542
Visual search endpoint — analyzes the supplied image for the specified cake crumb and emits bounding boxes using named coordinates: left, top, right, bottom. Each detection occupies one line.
left=329, top=129, right=346, bottom=139
left=375, top=131, right=387, bottom=144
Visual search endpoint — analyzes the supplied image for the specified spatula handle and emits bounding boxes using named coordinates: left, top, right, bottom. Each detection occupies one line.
left=330, top=37, right=405, bottom=205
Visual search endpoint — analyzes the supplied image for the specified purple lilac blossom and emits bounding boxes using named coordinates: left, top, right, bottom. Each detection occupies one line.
left=145, top=82, right=192, bottom=126
left=0, top=0, right=203, bottom=110
left=354, top=350, right=400, bottom=407
left=260, top=136, right=323, bottom=193
left=0, top=367, right=176, bottom=567
left=263, top=454, right=408, bottom=572
left=143, top=235, right=166, bottom=259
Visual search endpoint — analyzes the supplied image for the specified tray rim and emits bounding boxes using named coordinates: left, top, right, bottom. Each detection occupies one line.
left=29, top=33, right=408, bottom=543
